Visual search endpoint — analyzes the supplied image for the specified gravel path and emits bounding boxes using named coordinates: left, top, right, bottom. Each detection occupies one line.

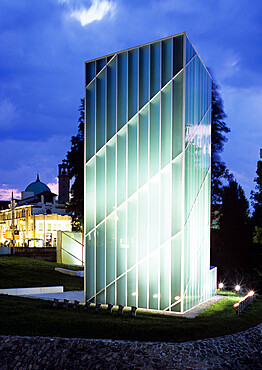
left=0, top=323, right=261, bottom=369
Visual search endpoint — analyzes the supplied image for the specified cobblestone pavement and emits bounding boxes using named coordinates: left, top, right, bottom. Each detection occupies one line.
left=0, top=323, right=261, bottom=369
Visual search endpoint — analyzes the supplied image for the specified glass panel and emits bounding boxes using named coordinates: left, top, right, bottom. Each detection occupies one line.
left=86, top=231, right=95, bottom=299
left=173, top=34, right=183, bottom=76
left=172, top=156, right=182, bottom=236
left=161, top=82, right=172, bottom=168
left=138, top=260, right=147, bottom=308
left=186, top=36, right=196, bottom=64
left=161, top=39, right=172, bottom=87
left=96, top=290, right=105, bottom=304
left=117, top=204, right=127, bottom=277
left=171, top=233, right=181, bottom=312
left=149, top=176, right=159, bottom=253
left=127, top=195, right=137, bottom=270
left=107, top=57, right=117, bottom=141
left=96, top=69, right=106, bottom=152
left=117, top=127, right=127, bottom=206
left=117, top=52, right=128, bottom=131
left=96, top=147, right=105, bottom=225
left=160, top=165, right=171, bottom=245
left=86, top=61, right=96, bottom=86
left=106, top=282, right=115, bottom=305
left=127, top=268, right=136, bottom=307
left=96, top=221, right=105, bottom=293
left=106, top=138, right=116, bottom=216
left=138, top=186, right=148, bottom=261
left=138, top=106, right=149, bottom=188
left=149, top=250, right=159, bottom=309
left=106, top=212, right=116, bottom=285
left=85, top=158, right=95, bottom=233
left=150, top=94, right=160, bottom=178
left=139, top=46, right=150, bottom=109
left=117, top=275, right=126, bottom=306
left=86, top=81, right=95, bottom=162
left=172, top=72, right=183, bottom=159
left=96, top=57, right=106, bottom=74
left=160, top=242, right=171, bottom=310
left=128, top=49, right=138, bottom=120
left=128, top=117, right=137, bottom=197
left=150, top=42, right=161, bottom=99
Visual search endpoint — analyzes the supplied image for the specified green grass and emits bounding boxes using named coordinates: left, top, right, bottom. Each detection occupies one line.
left=0, top=294, right=261, bottom=342
left=0, top=256, right=83, bottom=291
left=0, top=255, right=261, bottom=342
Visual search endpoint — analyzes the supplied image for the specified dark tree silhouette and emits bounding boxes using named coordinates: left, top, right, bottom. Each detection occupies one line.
left=66, top=99, right=84, bottom=231
left=211, top=80, right=231, bottom=205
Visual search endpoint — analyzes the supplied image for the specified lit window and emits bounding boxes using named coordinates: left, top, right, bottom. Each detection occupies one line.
left=53, top=224, right=56, bottom=231
left=47, top=224, right=51, bottom=231
left=39, top=223, right=43, bottom=231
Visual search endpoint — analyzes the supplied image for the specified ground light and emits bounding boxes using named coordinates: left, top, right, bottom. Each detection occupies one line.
left=218, top=282, right=224, bottom=290
left=235, top=284, right=241, bottom=292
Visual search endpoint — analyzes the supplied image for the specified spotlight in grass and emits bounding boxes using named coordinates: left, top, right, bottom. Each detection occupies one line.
left=218, top=282, right=224, bottom=290
left=95, top=302, right=101, bottom=313
left=62, top=299, right=69, bottom=309
left=84, top=301, right=91, bottom=311
left=53, top=298, right=59, bottom=308
left=130, top=306, right=137, bottom=317
left=118, top=305, right=124, bottom=315
left=73, top=300, right=79, bottom=310
left=248, top=290, right=254, bottom=297
left=107, top=304, right=113, bottom=314
left=235, top=284, right=241, bottom=292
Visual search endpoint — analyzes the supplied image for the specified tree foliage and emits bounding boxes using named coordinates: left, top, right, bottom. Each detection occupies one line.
left=66, top=99, right=84, bottom=231
left=216, top=179, right=252, bottom=274
left=211, top=80, right=230, bottom=204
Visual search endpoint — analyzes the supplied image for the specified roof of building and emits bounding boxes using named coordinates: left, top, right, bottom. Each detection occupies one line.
left=24, top=174, right=51, bottom=196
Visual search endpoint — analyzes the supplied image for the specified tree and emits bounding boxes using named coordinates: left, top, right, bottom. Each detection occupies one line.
left=251, top=160, right=262, bottom=225
left=66, top=99, right=84, bottom=231
left=215, top=179, right=252, bottom=275
left=210, top=80, right=231, bottom=205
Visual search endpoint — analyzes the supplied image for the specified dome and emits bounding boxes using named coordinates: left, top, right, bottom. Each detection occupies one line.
left=25, top=174, right=51, bottom=196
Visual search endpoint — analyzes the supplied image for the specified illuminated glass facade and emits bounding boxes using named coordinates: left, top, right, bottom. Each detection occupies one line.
left=84, top=32, right=217, bottom=313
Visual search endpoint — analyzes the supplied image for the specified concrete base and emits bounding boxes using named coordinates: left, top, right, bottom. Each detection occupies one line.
left=0, top=286, right=64, bottom=296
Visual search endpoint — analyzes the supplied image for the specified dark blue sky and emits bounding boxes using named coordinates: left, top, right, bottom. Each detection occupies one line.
left=1, top=0, right=261, bottom=203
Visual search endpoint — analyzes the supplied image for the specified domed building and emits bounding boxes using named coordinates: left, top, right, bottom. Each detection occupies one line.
left=0, top=165, right=72, bottom=248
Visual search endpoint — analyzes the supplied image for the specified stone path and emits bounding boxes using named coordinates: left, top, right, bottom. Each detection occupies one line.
left=0, top=323, right=261, bottom=369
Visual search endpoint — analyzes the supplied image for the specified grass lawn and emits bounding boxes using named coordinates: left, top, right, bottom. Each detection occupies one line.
left=0, top=255, right=261, bottom=342
left=0, top=256, right=83, bottom=291
left=0, top=294, right=261, bottom=342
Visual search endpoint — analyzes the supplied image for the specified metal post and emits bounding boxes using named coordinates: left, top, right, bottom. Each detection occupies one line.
left=11, top=192, right=15, bottom=255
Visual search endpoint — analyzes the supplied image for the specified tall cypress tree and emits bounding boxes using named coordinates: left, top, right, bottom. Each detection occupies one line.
left=66, top=99, right=84, bottom=231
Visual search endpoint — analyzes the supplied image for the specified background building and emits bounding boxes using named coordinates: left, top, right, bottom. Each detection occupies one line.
left=84, top=32, right=216, bottom=312
left=0, top=165, right=71, bottom=247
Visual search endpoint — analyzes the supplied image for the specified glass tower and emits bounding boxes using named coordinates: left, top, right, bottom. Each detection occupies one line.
left=84, top=32, right=217, bottom=313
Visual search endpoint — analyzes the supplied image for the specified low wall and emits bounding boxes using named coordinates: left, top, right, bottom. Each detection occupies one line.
left=0, top=246, right=12, bottom=255
left=15, top=247, right=56, bottom=262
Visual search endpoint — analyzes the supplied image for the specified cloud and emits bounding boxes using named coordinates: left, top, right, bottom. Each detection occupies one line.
left=47, top=179, right=58, bottom=195
left=0, top=186, right=20, bottom=201
left=0, top=99, right=18, bottom=129
left=70, top=0, right=116, bottom=26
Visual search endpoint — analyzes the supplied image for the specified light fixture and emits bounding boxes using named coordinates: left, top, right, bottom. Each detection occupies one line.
left=118, top=305, right=124, bottom=315
left=218, top=282, right=224, bottom=290
left=153, top=294, right=158, bottom=299
left=130, top=306, right=137, bottom=317
left=95, top=302, right=101, bottom=313
left=107, top=304, right=113, bottom=314
left=73, top=300, right=79, bottom=310
left=84, top=301, right=91, bottom=311
left=174, top=296, right=180, bottom=301
left=132, top=292, right=137, bottom=296
left=235, top=285, right=241, bottom=292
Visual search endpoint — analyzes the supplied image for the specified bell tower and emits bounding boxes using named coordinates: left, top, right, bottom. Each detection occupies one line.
left=58, top=160, right=70, bottom=204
